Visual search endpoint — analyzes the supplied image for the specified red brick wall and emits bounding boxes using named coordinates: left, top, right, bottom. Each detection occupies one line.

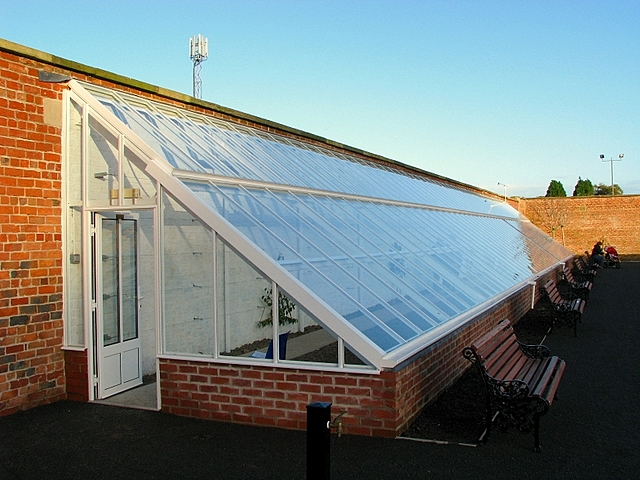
left=159, top=268, right=558, bottom=437
left=516, top=195, right=640, bottom=256
left=0, top=49, right=66, bottom=415
left=64, top=349, right=89, bottom=402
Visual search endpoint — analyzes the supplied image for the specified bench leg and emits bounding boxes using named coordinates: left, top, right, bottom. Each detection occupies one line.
left=479, top=397, right=493, bottom=444
left=533, top=412, right=541, bottom=452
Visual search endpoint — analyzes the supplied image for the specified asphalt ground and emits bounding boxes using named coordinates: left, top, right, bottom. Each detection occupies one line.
left=1, top=263, right=639, bottom=479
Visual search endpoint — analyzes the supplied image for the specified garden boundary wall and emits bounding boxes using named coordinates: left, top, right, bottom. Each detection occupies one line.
left=514, top=195, right=640, bottom=257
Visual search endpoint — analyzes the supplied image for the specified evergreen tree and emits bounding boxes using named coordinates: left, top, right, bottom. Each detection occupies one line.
left=545, top=180, right=567, bottom=197
left=572, top=177, right=594, bottom=196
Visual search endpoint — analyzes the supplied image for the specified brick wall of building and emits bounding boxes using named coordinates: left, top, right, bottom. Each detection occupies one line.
left=0, top=49, right=66, bottom=415
left=64, top=349, right=89, bottom=402
left=515, top=195, right=640, bottom=256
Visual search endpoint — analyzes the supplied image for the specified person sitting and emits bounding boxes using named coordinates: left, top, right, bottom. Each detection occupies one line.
left=591, top=241, right=605, bottom=267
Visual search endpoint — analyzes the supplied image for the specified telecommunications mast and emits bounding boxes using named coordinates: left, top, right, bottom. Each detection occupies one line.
left=189, top=34, right=208, bottom=99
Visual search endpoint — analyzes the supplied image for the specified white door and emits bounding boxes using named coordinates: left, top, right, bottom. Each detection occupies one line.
left=94, top=214, right=142, bottom=398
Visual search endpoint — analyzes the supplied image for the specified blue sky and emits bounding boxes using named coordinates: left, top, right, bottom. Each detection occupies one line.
left=2, top=0, right=638, bottom=197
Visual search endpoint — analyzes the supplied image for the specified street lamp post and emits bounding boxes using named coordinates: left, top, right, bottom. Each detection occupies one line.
left=600, top=153, right=623, bottom=195
left=497, top=182, right=508, bottom=202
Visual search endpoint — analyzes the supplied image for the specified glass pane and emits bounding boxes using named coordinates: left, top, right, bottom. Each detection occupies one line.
left=87, top=115, right=119, bottom=207
left=66, top=98, right=83, bottom=204
left=64, top=206, right=84, bottom=347
left=120, top=219, right=138, bottom=341
left=122, top=145, right=157, bottom=206
left=101, top=219, right=119, bottom=346
left=216, top=239, right=274, bottom=358
left=162, top=192, right=214, bottom=355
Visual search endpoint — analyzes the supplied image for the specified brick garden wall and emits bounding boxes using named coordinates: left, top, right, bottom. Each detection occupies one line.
left=515, top=195, right=640, bottom=256
left=160, top=267, right=559, bottom=437
left=0, top=48, right=66, bottom=415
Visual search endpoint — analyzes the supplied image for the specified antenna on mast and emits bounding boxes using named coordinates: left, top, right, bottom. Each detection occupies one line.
left=189, top=34, right=208, bottom=99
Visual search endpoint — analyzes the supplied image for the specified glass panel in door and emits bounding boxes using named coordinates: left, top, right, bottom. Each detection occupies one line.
left=97, top=215, right=142, bottom=398
left=102, top=219, right=119, bottom=346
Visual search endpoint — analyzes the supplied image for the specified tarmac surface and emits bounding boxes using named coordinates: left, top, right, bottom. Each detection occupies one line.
left=1, top=263, right=639, bottom=479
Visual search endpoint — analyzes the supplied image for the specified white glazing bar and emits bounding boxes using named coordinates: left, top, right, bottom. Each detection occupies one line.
left=271, top=280, right=279, bottom=363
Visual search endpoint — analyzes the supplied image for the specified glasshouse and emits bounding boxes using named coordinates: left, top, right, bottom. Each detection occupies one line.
left=0, top=39, right=573, bottom=436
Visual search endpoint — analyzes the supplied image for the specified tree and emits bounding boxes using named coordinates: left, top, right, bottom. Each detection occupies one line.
left=572, top=177, right=594, bottom=196
left=545, top=180, right=567, bottom=197
left=594, top=183, right=624, bottom=195
left=526, top=198, right=569, bottom=244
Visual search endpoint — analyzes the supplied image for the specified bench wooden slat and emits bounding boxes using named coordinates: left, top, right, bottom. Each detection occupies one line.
left=483, top=338, right=521, bottom=374
left=471, top=323, right=514, bottom=359
left=489, top=343, right=529, bottom=379
left=538, top=360, right=566, bottom=407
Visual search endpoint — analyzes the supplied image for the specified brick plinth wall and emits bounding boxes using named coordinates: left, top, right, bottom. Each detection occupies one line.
left=64, top=349, right=89, bottom=402
left=0, top=48, right=65, bottom=415
left=160, top=268, right=559, bottom=437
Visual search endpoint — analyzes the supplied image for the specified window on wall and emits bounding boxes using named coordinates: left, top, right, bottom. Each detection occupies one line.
left=162, top=191, right=215, bottom=356
left=87, top=115, right=119, bottom=207
left=64, top=98, right=84, bottom=347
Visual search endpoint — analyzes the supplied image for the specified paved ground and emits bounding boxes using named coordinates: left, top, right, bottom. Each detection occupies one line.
left=1, top=263, right=639, bottom=479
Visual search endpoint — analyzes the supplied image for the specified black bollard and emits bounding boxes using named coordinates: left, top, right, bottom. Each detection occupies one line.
left=306, top=401, right=331, bottom=480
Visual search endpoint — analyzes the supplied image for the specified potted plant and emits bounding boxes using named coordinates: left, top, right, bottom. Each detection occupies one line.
left=257, top=287, right=297, bottom=328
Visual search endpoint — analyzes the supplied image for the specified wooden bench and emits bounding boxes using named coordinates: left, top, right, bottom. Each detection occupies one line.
left=562, top=265, right=593, bottom=300
left=576, top=254, right=597, bottom=281
left=462, top=319, right=566, bottom=452
left=543, top=279, right=585, bottom=336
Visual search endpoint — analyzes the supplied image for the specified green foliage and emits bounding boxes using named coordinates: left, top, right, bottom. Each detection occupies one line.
left=545, top=180, right=567, bottom=197
left=572, top=177, right=594, bottom=196
left=257, top=287, right=297, bottom=328
left=594, top=183, right=624, bottom=195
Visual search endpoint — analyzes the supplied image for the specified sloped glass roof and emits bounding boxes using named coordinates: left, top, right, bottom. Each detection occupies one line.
left=78, top=82, right=572, bottom=364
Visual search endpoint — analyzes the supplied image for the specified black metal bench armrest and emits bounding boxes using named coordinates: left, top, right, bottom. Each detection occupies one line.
left=517, top=341, right=550, bottom=359
left=485, top=377, right=530, bottom=401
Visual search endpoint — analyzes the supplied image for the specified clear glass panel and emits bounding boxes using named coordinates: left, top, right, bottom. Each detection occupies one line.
left=79, top=83, right=569, bottom=362
left=122, top=145, right=156, bottom=206
left=64, top=206, right=84, bottom=346
left=87, top=115, right=119, bottom=206
left=285, top=306, right=369, bottom=367
left=519, top=221, right=572, bottom=264
left=216, top=239, right=274, bottom=358
left=66, top=98, right=83, bottom=204
left=162, top=192, right=214, bottom=355
left=120, top=219, right=138, bottom=341
left=134, top=209, right=156, bottom=377
left=101, top=219, right=119, bottom=346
